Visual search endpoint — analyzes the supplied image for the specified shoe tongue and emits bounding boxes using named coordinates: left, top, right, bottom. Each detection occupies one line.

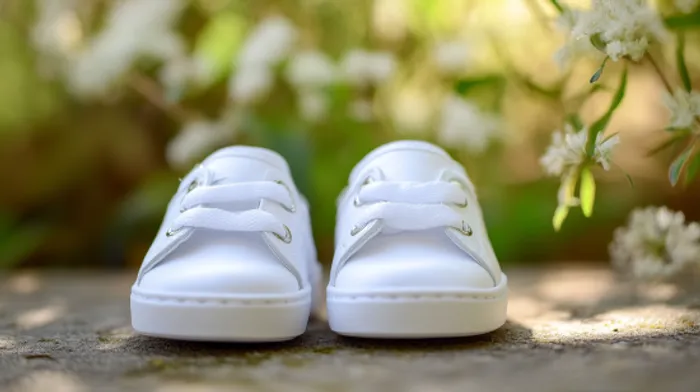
left=350, top=140, right=458, bottom=183
left=201, top=146, right=290, bottom=182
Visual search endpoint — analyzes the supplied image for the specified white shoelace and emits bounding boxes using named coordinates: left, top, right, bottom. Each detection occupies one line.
left=351, top=180, right=469, bottom=233
left=170, top=181, right=293, bottom=239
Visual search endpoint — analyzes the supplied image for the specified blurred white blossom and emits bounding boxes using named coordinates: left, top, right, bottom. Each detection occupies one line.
left=662, top=88, right=700, bottom=130
left=159, top=57, right=211, bottom=100
left=554, top=9, right=599, bottom=67
left=610, top=206, right=700, bottom=280
left=565, top=0, right=667, bottom=61
left=340, top=49, right=396, bottom=88
left=285, top=50, right=336, bottom=89
left=674, top=0, right=700, bottom=13
left=298, top=91, right=329, bottom=122
left=540, top=124, right=619, bottom=177
left=68, top=0, right=186, bottom=97
left=432, top=40, right=470, bottom=75
left=437, top=95, right=501, bottom=154
left=228, top=16, right=298, bottom=105
left=32, top=0, right=83, bottom=59
left=237, top=16, right=297, bottom=68
left=166, top=120, right=232, bottom=168
left=228, top=67, right=274, bottom=104
left=349, top=99, right=374, bottom=122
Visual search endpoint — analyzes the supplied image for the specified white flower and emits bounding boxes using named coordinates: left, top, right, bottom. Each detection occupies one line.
left=340, top=49, right=396, bottom=87
left=610, top=206, right=700, bottom=280
left=297, top=91, right=329, bottom=122
left=32, top=0, right=83, bottom=58
left=437, top=95, right=501, bottom=155
left=349, top=99, right=374, bottom=122
left=166, top=120, right=231, bottom=168
left=285, top=50, right=336, bottom=89
left=567, top=0, right=667, bottom=61
left=674, top=0, right=700, bottom=13
left=540, top=124, right=619, bottom=177
left=554, top=9, right=600, bottom=67
left=67, top=0, right=186, bottom=97
left=159, top=57, right=211, bottom=100
left=228, top=66, right=274, bottom=105
left=662, top=88, right=700, bottom=129
left=432, top=40, right=470, bottom=75
left=237, top=16, right=297, bottom=68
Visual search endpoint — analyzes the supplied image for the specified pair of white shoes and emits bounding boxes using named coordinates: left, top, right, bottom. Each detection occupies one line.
left=130, top=141, right=508, bottom=341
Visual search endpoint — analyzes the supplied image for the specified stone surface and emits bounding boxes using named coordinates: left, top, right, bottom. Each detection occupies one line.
left=1, top=266, right=700, bottom=391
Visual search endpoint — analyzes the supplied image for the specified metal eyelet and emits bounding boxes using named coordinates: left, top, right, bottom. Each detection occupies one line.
left=353, top=196, right=362, bottom=207
left=452, top=221, right=473, bottom=237
left=274, top=180, right=297, bottom=213
left=186, top=180, right=199, bottom=193
left=272, top=224, right=292, bottom=243
left=350, top=223, right=366, bottom=236
left=165, top=227, right=183, bottom=237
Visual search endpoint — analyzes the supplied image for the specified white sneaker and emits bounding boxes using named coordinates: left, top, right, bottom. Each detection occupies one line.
left=327, top=141, right=508, bottom=338
left=130, top=146, right=321, bottom=342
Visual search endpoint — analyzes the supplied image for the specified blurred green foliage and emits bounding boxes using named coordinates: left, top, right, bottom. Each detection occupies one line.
left=0, top=0, right=699, bottom=268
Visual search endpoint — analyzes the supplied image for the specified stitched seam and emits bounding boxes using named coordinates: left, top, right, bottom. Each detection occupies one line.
left=327, top=293, right=501, bottom=301
left=131, top=293, right=308, bottom=306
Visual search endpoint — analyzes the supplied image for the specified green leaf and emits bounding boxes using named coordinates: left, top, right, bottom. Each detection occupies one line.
left=664, top=11, right=700, bottom=30
left=553, top=205, right=569, bottom=232
left=586, top=66, right=628, bottom=156
left=566, top=113, right=584, bottom=131
left=590, top=34, right=607, bottom=52
left=553, top=169, right=580, bottom=231
left=193, top=12, right=248, bottom=86
left=549, top=0, right=564, bottom=13
left=579, top=167, right=596, bottom=217
left=647, top=132, right=689, bottom=156
left=589, top=57, right=609, bottom=83
left=453, top=75, right=505, bottom=96
left=669, top=144, right=695, bottom=186
left=676, top=32, right=692, bottom=92
left=684, top=153, right=700, bottom=186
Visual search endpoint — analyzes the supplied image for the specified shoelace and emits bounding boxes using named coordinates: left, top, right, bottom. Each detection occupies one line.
left=350, top=180, right=472, bottom=235
left=168, top=180, right=295, bottom=242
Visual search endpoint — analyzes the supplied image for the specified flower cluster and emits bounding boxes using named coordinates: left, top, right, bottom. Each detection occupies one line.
left=662, top=88, right=700, bottom=130
left=673, top=0, right=700, bottom=14
left=563, top=0, right=667, bottom=62
left=432, top=40, right=470, bottom=75
left=540, top=124, right=619, bottom=177
left=69, top=0, right=186, bottom=97
left=166, top=120, right=232, bottom=168
left=610, top=206, right=700, bottom=280
left=228, top=16, right=297, bottom=105
left=437, top=95, right=502, bottom=155
left=285, top=50, right=337, bottom=122
left=340, top=49, right=396, bottom=88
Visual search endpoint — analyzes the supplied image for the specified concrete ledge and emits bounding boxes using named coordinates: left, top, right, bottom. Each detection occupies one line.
left=1, top=266, right=699, bottom=391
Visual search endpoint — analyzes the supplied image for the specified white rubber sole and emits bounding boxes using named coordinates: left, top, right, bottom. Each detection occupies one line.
left=326, top=274, right=508, bottom=338
left=130, top=286, right=312, bottom=342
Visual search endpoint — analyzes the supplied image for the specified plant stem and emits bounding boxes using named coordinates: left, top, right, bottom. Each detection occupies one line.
left=128, top=73, right=195, bottom=123
left=645, top=53, right=673, bottom=94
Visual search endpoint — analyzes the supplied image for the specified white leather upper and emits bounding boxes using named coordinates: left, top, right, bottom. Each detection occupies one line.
left=330, top=140, right=502, bottom=289
left=136, top=146, right=319, bottom=296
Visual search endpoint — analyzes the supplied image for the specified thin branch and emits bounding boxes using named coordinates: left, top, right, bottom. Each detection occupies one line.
left=128, top=73, right=196, bottom=123
left=644, top=53, right=673, bottom=94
